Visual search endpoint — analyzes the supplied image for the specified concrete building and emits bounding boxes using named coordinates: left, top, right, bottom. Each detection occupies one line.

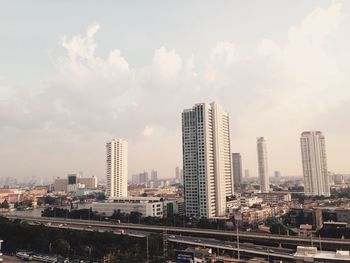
left=52, top=177, right=68, bottom=192
left=132, top=174, right=140, bottom=184
left=257, top=137, right=269, bottom=192
left=92, top=197, right=163, bottom=217
left=274, top=170, right=281, bottom=181
left=175, top=166, right=180, bottom=180
left=294, top=246, right=350, bottom=262
left=78, top=175, right=98, bottom=189
left=106, top=138, right=128, bottom=198
left=244, top=169, right=250, bottom=178
left=52, top=174, right=98, bottom=192
left=232, top=153, right=242, bottom=190
left=300, top=131, right=330, bottom=197
left=150, top=170, right=158, bottom=181
left=257, top=192, right=291, bottom=204
left=182, top=102, right=233, bottom=218
left=334, top=174, right=345, bottom=185
left=139, top=171, right=149, bottom=184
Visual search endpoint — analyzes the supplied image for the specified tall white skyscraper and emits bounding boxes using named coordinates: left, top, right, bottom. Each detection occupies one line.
left=182, top=102, right=233, bottom=218
left=300, top=131, right=330, bottom=196
left=257, top=137, right=269, bottom=192
left=106, top=138, right=128, bottom=198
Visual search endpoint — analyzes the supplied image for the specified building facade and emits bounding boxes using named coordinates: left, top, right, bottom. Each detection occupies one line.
left=232, top=153, right=242, bottom=190
left=106, top=138, right=128, bottom=198
left=92, top=197, right=163, bottom=217
left=150, top=170, right=158, bottom=181
left=257, top=137, right=269, bottom=193
left=300, top=131, right=330, bottom=197
left=182, top=102, right=233, bottom=218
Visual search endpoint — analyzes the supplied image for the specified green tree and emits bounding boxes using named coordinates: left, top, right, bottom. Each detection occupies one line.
left=0, top=199, right=9, bottom=209
left=53, top=239, right=71, bottom=256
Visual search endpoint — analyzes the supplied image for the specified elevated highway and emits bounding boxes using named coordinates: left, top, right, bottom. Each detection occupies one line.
left=4, top=214, right=350, bottom=249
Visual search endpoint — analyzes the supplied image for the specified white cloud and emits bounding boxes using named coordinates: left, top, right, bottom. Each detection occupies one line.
left=151, top=47, right=183, bottom=78
left=1, top=2, right=350, bottom=179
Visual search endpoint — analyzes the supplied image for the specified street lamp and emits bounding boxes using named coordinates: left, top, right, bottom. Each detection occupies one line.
left=146, top=235, right=149, bottom=263
left=234, top=211, right=242, bottom=260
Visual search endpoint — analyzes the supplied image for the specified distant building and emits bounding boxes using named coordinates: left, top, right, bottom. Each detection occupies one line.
left=257, top=192, right=291, bottom=204
left=139, top=171, right=149, bottom=184
left=92, top=196, right=163, bottom=217
left=132, top=174, right=140, bottom=184
left=232, top=153, right=242, bottom=190
left=78, top=176, right=98, bottom=189
left=106, top=138, right=128, bottom=198
left=150, top=170, right=158, bottom=181
left=175, top=166, right=184, bottom=183
left=244, top=169, right=250, bottom=178
left=334, top=174, right=345, bottom=185
left=175, top=167, right=180, bottom=180
left=52, top=174, right=98, bottom=192
left=52, top=177, right=68, bottom=192
left=67, top=174, right=77, bottom=185
left=300, top=131, right=330, bottom=197
left=182, top=102, right=233, bottom=218
left=257, top=137, right=269, bottom=192
left=274, top=171, right=281, bottom=180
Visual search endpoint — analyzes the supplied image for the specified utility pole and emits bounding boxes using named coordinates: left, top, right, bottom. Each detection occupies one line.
left=163, top=229, right=168, bottom=259
left=146, top=235, right=149, bottom=263
left=234, top=211, right=242, bottom=260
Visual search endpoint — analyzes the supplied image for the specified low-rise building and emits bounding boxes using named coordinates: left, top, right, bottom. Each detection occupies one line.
left=240, top=195, right=262, bottom=207
left=52, top=174, right=98, bottom=193
left=92, top=196, right=163, bottom=217
left=294, top=246, right=350, bottom=262
left=257, top=192, right=291, bottom=204
left=241, top=206, right=273, bottom=226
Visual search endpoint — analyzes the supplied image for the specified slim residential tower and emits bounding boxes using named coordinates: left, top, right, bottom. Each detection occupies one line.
left=106, top=138, right=128, bottom=198
left=182, top=102, right=233, bottom=218
left=232, top=153, right=242, bottom=190
left=257, top=137, right=269, bottom=192
left=300, top=131, right=330, bottom=196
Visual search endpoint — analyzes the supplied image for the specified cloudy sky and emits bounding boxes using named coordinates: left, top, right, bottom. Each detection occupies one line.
left=1, top=1, right=350, bottom=181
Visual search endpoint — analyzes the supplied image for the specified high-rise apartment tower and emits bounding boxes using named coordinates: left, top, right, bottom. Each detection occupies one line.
left=232, top=153, right=242, bottom=190
left=182, top=102, right=233, bottom=218
left=106, top=138, right=128, bottom=198
left=257, top=137, right=269, bottom=192
left=300, top=131, right=330, bottom=196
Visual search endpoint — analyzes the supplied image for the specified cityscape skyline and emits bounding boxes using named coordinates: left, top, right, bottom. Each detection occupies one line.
left=1, top=1, right=350, bottom=181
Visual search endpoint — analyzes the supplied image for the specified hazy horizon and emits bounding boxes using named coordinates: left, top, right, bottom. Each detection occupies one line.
left=1, top=1, right=350, bottom=181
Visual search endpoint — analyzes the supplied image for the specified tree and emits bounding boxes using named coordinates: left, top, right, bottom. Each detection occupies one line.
left=52, top=239, right=71, bottom=256
left=265, top=216, right=279, bottom=227
left=0, top=200, right=9, bottom=209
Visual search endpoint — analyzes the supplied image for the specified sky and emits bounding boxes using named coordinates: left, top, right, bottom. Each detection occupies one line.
left=0, top=0, right=350, bottom=182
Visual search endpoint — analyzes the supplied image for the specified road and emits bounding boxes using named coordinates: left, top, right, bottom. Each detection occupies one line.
left=2, top=255, right=23, bottom=262
left=28, top=220, right=295, bottom=260
left=5, top=214, right=350, bottom=247
left=167, top=234, right=295, bottom=260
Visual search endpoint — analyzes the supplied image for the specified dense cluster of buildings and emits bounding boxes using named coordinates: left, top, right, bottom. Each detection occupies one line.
left=52, top=174, right=98, bottom=193
left=89, top=102, right=343, bottom=223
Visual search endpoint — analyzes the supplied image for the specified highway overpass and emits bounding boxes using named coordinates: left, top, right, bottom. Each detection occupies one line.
left=4, top=214, right=350, bottom=250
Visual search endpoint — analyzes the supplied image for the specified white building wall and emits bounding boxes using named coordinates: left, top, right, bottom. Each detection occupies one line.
left=106, top=139, right=128, bottom=198
left=300, top=131, right=330, bottom=196
left=92, top=199, right=163, bottom=217
left=257, top=137, right=269, bottom=193
left=182, top=102, right=233, bottom=218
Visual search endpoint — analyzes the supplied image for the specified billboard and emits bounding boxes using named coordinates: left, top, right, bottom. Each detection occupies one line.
left=175, top=250, right=194, bottom=263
